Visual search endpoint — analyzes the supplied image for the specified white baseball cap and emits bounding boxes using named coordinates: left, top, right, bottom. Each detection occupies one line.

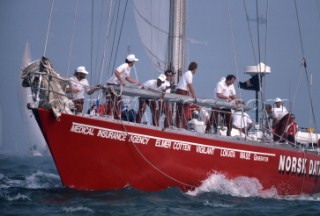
left=157, top=74, right=166, bottom=82
left=275, top=97, right=282, bottom=102
left=76, top=66, right=89, bottom=74
left=126, top=54, right=139, bottom=62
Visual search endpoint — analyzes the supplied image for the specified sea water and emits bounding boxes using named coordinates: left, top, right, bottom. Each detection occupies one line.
left=1, top=153, right=320, bottom=216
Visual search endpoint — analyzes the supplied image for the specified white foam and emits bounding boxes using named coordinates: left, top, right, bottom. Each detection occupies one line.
left=203, top=200, right=235, bottom=208
left=62, top=206, right=94, bottom=214
left=186, top=172, right=278, bottom=198
left=5, top=193, right=31, bottom=201
left=281, top=194, right=320, bottom=202
left=25, top=171, right=61, bottom=189
left=1, top=171, right=61, bottom=189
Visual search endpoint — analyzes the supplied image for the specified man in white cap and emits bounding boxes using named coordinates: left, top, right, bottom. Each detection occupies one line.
left=272, top=97, right=288, bottom=129
left=68, top=66, right=100, bottom=113
left=136, top=74, right=167, bottom=126
left=106, top=54, right=141, bottom=119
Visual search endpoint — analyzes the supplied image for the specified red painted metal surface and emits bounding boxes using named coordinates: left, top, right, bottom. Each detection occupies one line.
left=36, top=108, right=320, bottom=195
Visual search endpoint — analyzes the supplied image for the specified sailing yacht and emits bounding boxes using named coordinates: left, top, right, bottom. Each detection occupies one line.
left=20, top=0, right=320, bottom=196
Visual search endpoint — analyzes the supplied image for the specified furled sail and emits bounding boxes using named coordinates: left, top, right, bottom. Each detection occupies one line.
left=133, top=0, right=170, bottom=73
left=103, top=84, right=246, bottom=110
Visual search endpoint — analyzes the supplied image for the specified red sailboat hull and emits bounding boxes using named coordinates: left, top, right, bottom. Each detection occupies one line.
left=35, top=108, right=320, bottom=195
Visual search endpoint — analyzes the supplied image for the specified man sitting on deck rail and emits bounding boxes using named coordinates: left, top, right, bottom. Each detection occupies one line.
left=232, top=107, right=253, bottom=136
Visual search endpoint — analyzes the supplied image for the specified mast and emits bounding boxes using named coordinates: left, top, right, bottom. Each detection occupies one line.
left=169, top=0, right=186, bottom=86
left=244, top=62, right=271, bottom=123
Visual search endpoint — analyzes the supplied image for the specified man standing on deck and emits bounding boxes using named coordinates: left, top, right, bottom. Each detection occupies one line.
left=68, top=66, right=100, bottom=114
left=206, top=74, right=238, bottom=136
left=162, top=69, right=173, bottom=128
left=175, top=62, right=198, bottom=129
left=106, top=54, right=141, bottom=119
left=136, top=74, right=167, bottom=126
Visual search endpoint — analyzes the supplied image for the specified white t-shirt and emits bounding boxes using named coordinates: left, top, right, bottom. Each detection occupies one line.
left=215, top=78, right=236, bottom=100
left=164, top=80, right=171, bottom=93
left=69, top=76, right=90, bottom=100
left=142, top=80, right=166, bottom=92
left=199, top=108, right=209, bottom=122
left=272, top=106, right=288, bottom=120
left=176, top=70, right=193, bottom=91
left=232, top=111, right=252, bottom=129
left=106, top=63, right=130, bottom=84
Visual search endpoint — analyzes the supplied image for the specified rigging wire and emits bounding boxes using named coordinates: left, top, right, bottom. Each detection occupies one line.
left=106, top=0, right=122, bottom=76
left=243, top=0, right=258, bottom=64
left=255, top=0, right=261, bottom=65
left=90, top=0, right=94, bottom=84
left=66, top=0, right=79, bottom=77
left=261, top=0, right=269, bottom=106
left=226, top=1, right=242, bottom=100
left=293, top=0, right=318, bottom=130
left=94, top=0, right=106, bottom=84
left=99, top=0, right=114, bottom=84
left=111, top=0, right=129, bottom=75
left=43, top=0, right=55, bottom=57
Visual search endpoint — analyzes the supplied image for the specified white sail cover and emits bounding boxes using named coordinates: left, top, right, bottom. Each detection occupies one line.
left=133, top=0, right=170, bottom=72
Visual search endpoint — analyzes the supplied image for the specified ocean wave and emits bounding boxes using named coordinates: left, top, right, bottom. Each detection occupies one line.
left=4, top=193, right=31, bottom=201
left=25, top=170, right=61, bottom=189
left=186, top=172, right=278, bottom=198
left=0, top=170, right=61, bottom=189
left=62, top=206, right=94, bottom=214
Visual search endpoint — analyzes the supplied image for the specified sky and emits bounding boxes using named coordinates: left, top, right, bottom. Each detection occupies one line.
left=0, top=0, right=320, bottom=154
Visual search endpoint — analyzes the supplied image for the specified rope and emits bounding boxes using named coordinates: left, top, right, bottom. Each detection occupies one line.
left=96, top=0, right=109, bottom=84
left=294, top=0, right=318, bottom=131
left=118, top=117, right=196, bottom=189
left=109, top=85, right=122, bottom=97
left=227, top=1, right=242, bottom=100
left=106, top=0, right=122, bottom=76
left=243, top=0, right=258, bottom=64
left=111, top=0, right=129, bottom=74
left=99, top=0, right=114, bottom=84
left=292, top=63, right=304, bottom=110
left=90, top=0, right=95, bottom=84
left=260, top=0, right=269, bottom=104
left=43, top=0, right=55, bottom=56
left=100, top=90, right=196, bottom=188
left=66, top=0, right=78, bottom=77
